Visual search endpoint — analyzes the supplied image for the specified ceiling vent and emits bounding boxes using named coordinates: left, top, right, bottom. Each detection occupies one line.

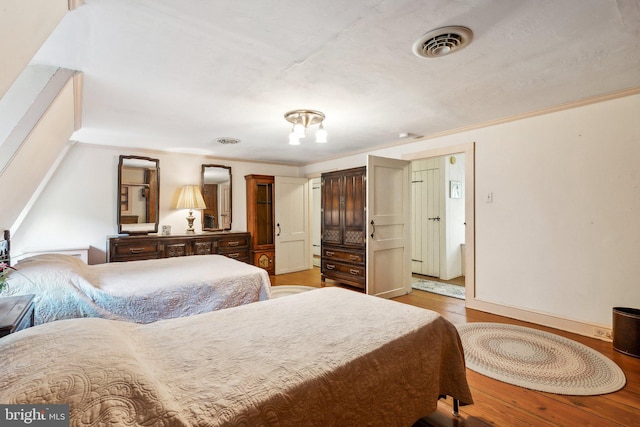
left=412, top=26, right=473, bottom=58
left=216, top=137, right=240, bottom=144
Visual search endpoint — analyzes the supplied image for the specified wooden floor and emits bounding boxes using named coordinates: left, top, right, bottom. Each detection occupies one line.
left=270, top=268, right=640, bottom=427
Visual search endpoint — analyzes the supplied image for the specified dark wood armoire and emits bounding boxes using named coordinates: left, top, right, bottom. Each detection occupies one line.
left=321, top=166, right=366, bottom=289
left=245, top=174, right=275, bottom=275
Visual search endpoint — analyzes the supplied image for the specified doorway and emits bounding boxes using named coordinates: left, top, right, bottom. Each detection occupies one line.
left=411, top=154, right=466, bottom=284
left=404, top=142, right=475, bottom=302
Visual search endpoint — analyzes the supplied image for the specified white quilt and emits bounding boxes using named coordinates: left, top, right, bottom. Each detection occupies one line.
left=1, top=253, right=271, bottom=324
left=0, top=287, right=473, bottom=426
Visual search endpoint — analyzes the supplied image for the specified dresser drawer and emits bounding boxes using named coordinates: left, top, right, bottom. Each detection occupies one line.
left=321, top=259, right=365, bottom=283
left=192, top=239, right=215, bottom=255
left=218, top=236, right=249, bottom=249
left=218, top=248, right=249, bottom=262
left=111, top=241, right=160, bottom=261
left=322, top=247, right=365, bottom=265
left=163, top=241, right=189, bottom=257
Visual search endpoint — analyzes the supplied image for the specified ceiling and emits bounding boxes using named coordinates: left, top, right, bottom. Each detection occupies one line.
left=31, top=0, right=640, bottom=165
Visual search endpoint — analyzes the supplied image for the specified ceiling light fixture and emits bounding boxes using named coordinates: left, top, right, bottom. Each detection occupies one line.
left=284, top=109, right=327, bottom=145
left=412, top=26, right=473, bottom=58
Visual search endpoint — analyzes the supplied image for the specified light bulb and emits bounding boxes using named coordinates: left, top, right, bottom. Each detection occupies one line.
left=293, top=123, right=306, bottom=138
left=315, top=123, right=327, bottom=143
left=288, top=131, right=300, bottom=145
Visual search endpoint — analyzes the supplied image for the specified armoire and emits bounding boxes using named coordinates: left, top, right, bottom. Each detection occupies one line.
left=320, top=166, right=366, bottom=290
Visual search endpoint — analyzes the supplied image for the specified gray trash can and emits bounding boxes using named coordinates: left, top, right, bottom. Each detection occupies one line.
left=613, top=307, right=640, bottom=358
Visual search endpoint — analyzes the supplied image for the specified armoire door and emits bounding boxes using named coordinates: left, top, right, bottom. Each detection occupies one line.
left=321, top=172, right=343, bottom=246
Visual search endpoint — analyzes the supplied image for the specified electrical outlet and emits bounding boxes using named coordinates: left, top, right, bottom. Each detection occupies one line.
left=594, top=327, right=613, bottom=341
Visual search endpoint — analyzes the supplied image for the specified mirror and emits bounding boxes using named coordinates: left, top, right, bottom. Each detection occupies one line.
left=201, top=164, right=232, bottom=231
left=118, top=155, right=160, bottom=234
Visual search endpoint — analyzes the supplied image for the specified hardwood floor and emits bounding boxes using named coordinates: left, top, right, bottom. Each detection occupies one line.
left=270, top=268, right=640, bottom=427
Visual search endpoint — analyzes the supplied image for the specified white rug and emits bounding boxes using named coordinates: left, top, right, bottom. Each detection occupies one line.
left=456, top=322, right=626, bottom=395
left=270, top=285, right=318, bottom=298
left=411, top=279, right=465, bottom=299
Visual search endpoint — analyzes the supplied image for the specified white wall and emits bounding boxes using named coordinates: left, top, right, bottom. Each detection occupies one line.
left=301, top=93, right=640, bottom=330
left=1, top=74, right=78, bottom=232
left=13, top=144, right=300, bottom=264
left=0, top=0, right=68, bottom=99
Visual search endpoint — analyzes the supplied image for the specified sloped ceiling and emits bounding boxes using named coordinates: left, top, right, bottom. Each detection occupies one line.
left=30, top=0, right=640, bottom=165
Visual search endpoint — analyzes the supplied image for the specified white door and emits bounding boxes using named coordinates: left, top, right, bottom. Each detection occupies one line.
left=311, top=178, right=322, bottom=267
left=275, top=176, right=310, bottom=274
left=411, top=162, right=441, bottom=277
left=366, top=155, right=411, bottom=298
left=411, top=170, right=425, bottom=274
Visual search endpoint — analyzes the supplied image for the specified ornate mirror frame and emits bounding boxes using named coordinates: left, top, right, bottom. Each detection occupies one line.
left=201, top=164, right=232, bottom=231
left=117, top=155, right=160, bottom=234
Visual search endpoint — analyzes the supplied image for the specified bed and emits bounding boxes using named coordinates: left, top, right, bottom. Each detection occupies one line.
left=0, top=287, right=473, bottom=426
left=0, top=252, right=271, bottom=325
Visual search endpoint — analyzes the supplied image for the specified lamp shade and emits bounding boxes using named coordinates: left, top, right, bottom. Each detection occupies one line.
left=176, top=185, right=206, bottom=210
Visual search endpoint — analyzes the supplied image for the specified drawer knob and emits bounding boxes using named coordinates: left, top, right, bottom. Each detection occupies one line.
left=326, top=264, right=335, bottom=270
left=325, top=251, right=334, bottom=256
left=349, top=269, right=359, bottom=275
left=227, top=253, right=240, bottom=258
left=349, top=255, right=359, bottom=260
left=129, top=247, right=145, bottom=254
left=227, top=241, right=239, bottom=246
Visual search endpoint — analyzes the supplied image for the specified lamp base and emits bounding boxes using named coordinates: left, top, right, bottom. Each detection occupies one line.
left=185, top=210, right=196, bottom=234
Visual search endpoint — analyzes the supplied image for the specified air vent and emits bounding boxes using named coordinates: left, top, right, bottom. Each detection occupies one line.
left=412, top=26, right=473, bottom=58
left=216, top=137, right=241, bottom=144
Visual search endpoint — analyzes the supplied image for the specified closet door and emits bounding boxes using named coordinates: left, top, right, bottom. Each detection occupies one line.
left=412, top=170, right=426, bottom=274
left=411, top=164, right=441, bottom=277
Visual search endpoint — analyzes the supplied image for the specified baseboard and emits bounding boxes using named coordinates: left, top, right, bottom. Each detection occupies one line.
left=466, top=297, right=613, bottom=342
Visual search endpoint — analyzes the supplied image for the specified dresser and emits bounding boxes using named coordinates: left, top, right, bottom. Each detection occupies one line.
left=0, top=294, right=35, bottom=338
left=107, top=232, right=250, bottom=263
left=321, top=167, right=366, bottom=289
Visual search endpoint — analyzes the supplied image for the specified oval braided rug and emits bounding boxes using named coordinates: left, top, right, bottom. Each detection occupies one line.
left=455, top=322, right=626, bottom=395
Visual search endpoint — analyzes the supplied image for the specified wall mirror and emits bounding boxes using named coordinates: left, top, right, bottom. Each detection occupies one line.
left=118, top=155, right=160, bottom=234
left=201, top=164, right=232, bottom=231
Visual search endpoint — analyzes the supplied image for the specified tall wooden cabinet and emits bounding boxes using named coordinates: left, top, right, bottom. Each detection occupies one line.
left=245, top=175, right=275, bottom=275
left=321, top=166, right=366, bottom=289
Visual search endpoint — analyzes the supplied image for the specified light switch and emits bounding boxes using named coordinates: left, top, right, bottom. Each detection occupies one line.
left=485, top=192, right=493, bottom=203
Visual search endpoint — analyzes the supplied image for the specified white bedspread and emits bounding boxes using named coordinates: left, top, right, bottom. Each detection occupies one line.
left=1, top=253, right=271, bottom=324
left=0, top=287, right=472, bottom=426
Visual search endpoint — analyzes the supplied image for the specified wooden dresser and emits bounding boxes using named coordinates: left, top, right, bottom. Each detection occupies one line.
left=321, top=166, right=366, bottom=289
left=107, top=232, right=250, bottom=263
